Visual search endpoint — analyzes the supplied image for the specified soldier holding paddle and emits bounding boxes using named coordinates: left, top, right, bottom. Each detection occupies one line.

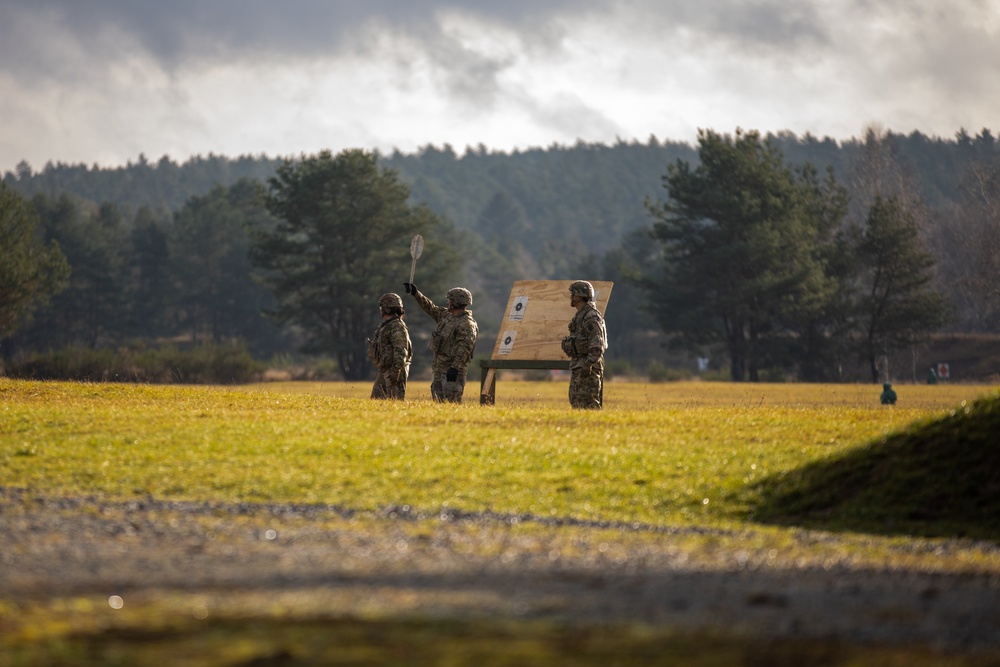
left=400, top=234, right=478, bottom=402
left=403, top=283, right=478, bottom=403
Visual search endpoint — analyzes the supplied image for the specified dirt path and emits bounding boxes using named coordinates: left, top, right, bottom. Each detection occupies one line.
left=2, top=489, right=999, bottom=654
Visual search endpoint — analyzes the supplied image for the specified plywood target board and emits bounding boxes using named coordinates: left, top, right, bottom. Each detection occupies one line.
left=490, top=280, right=613, bottom=361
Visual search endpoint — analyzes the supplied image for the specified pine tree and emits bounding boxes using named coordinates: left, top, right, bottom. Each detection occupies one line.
left=0, top=183, right=69, bottom=341
left=170, top=180, right=277, bottom=350
left=249, top=150, right=460, bottom=380
left=851, top=195, right=950, bottom=383
left=642, top=129, right=841, bottom=381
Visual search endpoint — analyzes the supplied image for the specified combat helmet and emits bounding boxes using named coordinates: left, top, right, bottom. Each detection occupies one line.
left=446, top=287, right=473, bottom=307
left=379, top=293, right=404, bottom=312
left=569, top=280, right=595, bottom=299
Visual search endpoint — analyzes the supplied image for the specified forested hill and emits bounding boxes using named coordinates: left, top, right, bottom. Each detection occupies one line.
left=7, top=129, right=993, bottom=328
left=4, top=127, right=998, bottom=380
left=5, top=130, right=988, bottom=251
left=384, top=139, right=697, bottom=258
left=389, top=129, right=984, bottom=257
left=4, top=138, right=698, bottom=261
left=4, top=153, right=286, bottom=215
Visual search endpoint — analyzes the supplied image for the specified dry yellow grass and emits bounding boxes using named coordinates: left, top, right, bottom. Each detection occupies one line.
left=3, top=377, right=1000, bottom=666
left=262, top=377, right=991, bottom=410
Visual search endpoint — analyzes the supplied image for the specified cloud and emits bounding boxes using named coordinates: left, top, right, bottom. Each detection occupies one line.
left=0, top=1, right=837, bottom=86
left=1, top=1, right=583, bottom=71
left=1, top=0, right=998, bottom=170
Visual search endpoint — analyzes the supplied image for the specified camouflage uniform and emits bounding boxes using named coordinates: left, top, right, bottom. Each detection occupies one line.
left=561, top=282, right=608, bottom=410
left=410, top=287, right=478, bottom=402
left=367, top=294, right=412, bottom=400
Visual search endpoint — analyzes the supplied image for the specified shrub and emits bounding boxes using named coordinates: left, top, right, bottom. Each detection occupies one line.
left=4, top=346, right=132, bottom=381
left=307, top=356, right=340, bottom=381
left=261, top=353, right=340, bottom=381
left=5, top=342, right=263, bottom=384
left=135, top=343, right=263, bottom=384
left=604, top=358, right=634, bottom=380
left=644, top=360, right=699, bottom=383
left=758, top=368, right=789, bottom=382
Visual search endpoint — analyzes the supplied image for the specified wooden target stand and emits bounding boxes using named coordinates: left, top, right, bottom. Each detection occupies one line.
left=479, top=280, right=613, bottom=405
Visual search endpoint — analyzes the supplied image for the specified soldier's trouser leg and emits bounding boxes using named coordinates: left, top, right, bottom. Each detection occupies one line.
left=371, top=373, right=389, bottom=399
left=430, top=373, right=446, bottom=402
left=444, top=372, right=466, bottom=403
left=569, top=365, right=603, bottom=409
left=431, top=371, right=465, bottom=403
left=373, top=370, right=406, bottom=400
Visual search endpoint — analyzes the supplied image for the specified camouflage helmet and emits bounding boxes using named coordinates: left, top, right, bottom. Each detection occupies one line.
left=446, top=287, right=473, bottom=307
left=379, top=293, right=404, bottom=311
left=569, top=280, right=595, bottom=299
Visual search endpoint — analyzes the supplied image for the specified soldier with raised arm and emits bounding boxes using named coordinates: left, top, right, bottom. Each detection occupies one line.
left=403, top=283, right=478, bottom=403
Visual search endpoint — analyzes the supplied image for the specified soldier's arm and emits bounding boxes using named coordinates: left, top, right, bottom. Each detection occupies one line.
left=451, top=321, right=477, bottom=371
left=411, top=288, right=445, bottom=321
left=389, top=324, right=409, bottom=375
left=584, top=314, right=605, bottom=367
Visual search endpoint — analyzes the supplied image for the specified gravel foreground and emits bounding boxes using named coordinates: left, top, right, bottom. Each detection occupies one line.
left=2, top=488, right=1000, bottom=656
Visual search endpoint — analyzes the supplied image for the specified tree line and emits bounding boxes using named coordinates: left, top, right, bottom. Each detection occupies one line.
left=640, top=129, right=947, bottom=382
left=2, top=127, right=998, bottom=382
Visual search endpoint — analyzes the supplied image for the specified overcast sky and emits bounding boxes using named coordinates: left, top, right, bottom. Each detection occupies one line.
left=2, top=0, right=998, bottom=172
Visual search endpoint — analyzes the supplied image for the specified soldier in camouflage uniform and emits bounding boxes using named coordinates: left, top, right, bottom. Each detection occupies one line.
left=561, top=280, right=608, bottom=409
left=367, top=293, right=413, bottom=400
left=403, top=282, right=478, bottom=403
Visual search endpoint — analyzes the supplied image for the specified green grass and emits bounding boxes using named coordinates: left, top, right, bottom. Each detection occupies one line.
left=750, top=391, right=1000, bottom=539
left=3, top=377, right=1000, bottom=665
left=3, top=378, right=984, bottom=529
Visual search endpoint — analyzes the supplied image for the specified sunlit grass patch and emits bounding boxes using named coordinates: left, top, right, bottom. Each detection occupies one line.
left=2, top=378, right=995, bottom=533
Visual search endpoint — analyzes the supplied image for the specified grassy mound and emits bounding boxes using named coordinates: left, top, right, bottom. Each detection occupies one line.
left=750, top=392, right=1000, bottom=540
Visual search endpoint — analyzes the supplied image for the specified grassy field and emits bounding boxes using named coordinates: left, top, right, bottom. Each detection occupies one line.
left=2, top=378, right=993, bottom=526
left=2, top=377, right=999, bottom=665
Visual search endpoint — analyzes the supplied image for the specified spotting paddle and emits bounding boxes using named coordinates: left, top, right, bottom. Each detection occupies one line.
left=409, top=234, right=424, bottom=286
